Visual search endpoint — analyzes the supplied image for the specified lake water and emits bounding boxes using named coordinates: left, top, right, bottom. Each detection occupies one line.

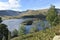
left=2, top=19, right=50, bottom=32
left=2, top=19, right=24, bottom=31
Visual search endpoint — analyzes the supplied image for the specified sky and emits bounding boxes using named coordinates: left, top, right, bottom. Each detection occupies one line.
left=0, top=0, right=60, bottom=11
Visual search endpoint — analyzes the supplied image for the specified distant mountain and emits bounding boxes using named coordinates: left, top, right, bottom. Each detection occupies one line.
left=0, top=10, right=21, bottom=16
left=56, top=9, right=60, bottom=15
left=17, top=9, right=59, bottom=18
left=0, top=9, right=60, bottom=16
left=19, top=9, right=60, bottom=16
left=1, top=9, right=60, bottom=20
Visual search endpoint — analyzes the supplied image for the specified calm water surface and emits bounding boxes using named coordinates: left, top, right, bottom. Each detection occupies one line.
left=2, top=19, right=49, bottom=32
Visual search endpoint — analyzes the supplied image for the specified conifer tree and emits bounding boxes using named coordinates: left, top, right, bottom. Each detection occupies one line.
left=46, top=5, right=59, bottom=26
left=18, top=24, right=26, bottom=36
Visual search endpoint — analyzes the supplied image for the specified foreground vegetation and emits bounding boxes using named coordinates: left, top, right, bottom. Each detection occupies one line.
left=11, top=24, right=60, bottom=40
left=0, top=17, right=9, bottom=40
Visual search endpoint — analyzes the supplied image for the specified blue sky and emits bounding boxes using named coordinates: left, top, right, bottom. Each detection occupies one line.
left=0, top=0, right=60, bottom=11
left=0, top=0, right=8, bottom=2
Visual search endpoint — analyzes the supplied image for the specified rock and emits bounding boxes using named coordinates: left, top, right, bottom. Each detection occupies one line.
left=53, top=35, right=60, bottom=40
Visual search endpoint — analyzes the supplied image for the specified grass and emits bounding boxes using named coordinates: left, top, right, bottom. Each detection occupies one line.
left=11, top=24, right=60, bottom=40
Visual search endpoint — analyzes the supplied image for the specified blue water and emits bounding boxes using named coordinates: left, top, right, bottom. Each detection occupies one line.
left=2, top=19, right=49, bottom=32
left=2, top=19, right=24, bottom=31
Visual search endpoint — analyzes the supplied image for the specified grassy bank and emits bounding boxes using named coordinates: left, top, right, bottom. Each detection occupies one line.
left=11, top=24, right=60, bottom=40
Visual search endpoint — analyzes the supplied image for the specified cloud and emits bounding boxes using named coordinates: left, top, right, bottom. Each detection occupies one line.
left=0, top=0, right=21, bottom=11
left=9, top=0, right=20, bottom=8
left=0, top=2, right=9, bottom=10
